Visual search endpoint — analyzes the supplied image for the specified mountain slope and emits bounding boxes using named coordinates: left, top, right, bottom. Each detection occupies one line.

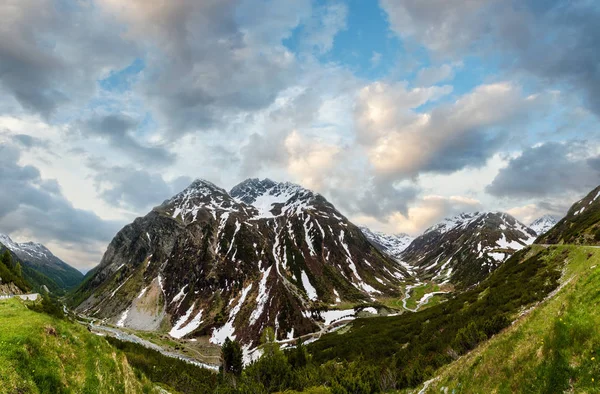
left=529, top=214, right=559, bottom=236
left=537, top=185, right=600, bottom=245
left=72, top=178, right=407, bottom=346
left=0, top=297, right=160, bottom=392
left=0, top=234, right=83, bottom=290
left=359, top=226, right=414, bottom=260
left=420, top=245, right=600, bottom=393
left=308, top=244, right=566, bottom=389
left=0, top=248, right=29, bottom=295
left=401, top=212, right=536, bottom=288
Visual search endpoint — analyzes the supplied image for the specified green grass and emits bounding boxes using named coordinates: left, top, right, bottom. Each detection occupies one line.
left=403, top=282, right=442, bottom=310
left=418, top=245, right=600, bottom=393
left=0, top=298, right=158, bottom=393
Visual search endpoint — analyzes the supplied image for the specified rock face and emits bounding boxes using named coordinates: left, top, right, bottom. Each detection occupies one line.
left=537, top=185, right=600, bottom=246
left=0, top=234, right=83, bottom=290
left=359, top=227, right=414, bottom=260
left=529, top=215, right=559, bottom=236
left=401, top=212, right=536, bottom=288
left=73, top=179, right=407, bottom=346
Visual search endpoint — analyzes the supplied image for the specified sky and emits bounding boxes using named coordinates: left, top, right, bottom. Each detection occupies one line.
left=0, top=0, right=599, bottom=272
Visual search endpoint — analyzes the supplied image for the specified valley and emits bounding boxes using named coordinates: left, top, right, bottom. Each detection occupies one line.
left=2, top=180, right=600, bottom=393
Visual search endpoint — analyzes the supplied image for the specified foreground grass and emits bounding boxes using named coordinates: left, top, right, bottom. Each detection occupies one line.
left=0, top=298, right=157, bottom=393
left=420, top=245, right=600, bottom=393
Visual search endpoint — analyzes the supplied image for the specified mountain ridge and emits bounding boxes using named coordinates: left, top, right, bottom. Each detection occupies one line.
left=72, top=178, right=408, bottom=346
left=0, top=233, right=83, bottom=290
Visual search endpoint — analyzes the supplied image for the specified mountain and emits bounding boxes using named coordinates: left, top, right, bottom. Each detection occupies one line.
left=528, top=214, right=559, bottom=236
left=0, top=234, right=83, bottom=290
left=71, top=178, right=408, bottom=346
left=537, top=185, right=600, bottom=245
left=400, top=212, right=536, bottom=288
left=359, top=226, right=414, bottom=260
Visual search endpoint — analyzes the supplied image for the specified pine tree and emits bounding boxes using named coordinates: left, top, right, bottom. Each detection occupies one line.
left=221, top=337, right=243, bottom=376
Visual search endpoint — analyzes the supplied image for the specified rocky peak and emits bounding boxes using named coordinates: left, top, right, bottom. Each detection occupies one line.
left=402, top=211, right=536, bottom=288
left=423, top=212, right=481, bottom=235
left=160, top=179, right=245, bottom=224
left=529, top=215, right=559, bottom=235
left=230, top=178, right=318, bottom=219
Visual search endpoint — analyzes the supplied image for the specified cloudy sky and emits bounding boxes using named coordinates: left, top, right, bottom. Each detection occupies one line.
left=1, top=0, right=599, bottom=271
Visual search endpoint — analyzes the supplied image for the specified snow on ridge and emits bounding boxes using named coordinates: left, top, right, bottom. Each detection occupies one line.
left=117, top=307, right=130, bottom=327
left=301, top=271, right=318, bottom=301
left=249, top=266, right=273, bottom=325
left=170, top=284, right=188, bottom=304
left=320, top=309, right=355, bottom=326
left=169, top=302, right=204, bottom=339
left=210, top=283, right=253, bottom=345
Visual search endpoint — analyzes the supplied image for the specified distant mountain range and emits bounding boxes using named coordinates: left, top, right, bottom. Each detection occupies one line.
left=0, top=234, right=83, bottom=294
left=358, top=227, right=414, bottom=260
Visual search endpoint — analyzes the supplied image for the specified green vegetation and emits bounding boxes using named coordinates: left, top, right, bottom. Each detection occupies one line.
left=221, top=337, right=243, bottom=376
left=538, top=185, right=600, bottom=245
left=21, top=264, right=65, bottom=295
left=308, top=246, right=564, bottom=388
left=27, top=293, right=65, bottom=319
left=106, top=337, right=218, bottom=393
left=0, top=297, right=158, bottom=393
left=21, top=259, right=84, bottom=291
left=0, top=250, right=29, bottom=292
left=419, top=245, right=600, bottom=393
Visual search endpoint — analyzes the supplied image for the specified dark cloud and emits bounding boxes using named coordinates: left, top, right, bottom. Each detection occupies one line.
left=486, top=141, right=600, bottom=199
left=81, top=113, right=175, bottom=166
left=92, top=165, right=192, bottom=211
left=11, top=134, right=49, bottom=149
left=0, top=0, right=137, bottom=117
left=380, top=1, right=600, bottom=118
left=0, top=144, right=120, bottom=246
left=419, top=122, right=506, bottom=175
left=355, top=183, right=419, bottom=220
left=98, top=0, right=307, bottom=136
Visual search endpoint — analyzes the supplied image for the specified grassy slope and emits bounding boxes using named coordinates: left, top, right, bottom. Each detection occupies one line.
left=419, top=245, right=600, bottom=393
left=0, top=298, right=158, bottom=394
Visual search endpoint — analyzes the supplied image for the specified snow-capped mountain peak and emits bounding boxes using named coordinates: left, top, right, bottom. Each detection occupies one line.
left=230, top=178, right=318, bottom=219
left=423, top=212, right=482, bottom=235
left=529, top=215, right=559, bottom=236
left=402, top=211, right=537, bottom=288
left=0, top=234, right=51, bottom=260
left=359, top=227, right=414, bottom=260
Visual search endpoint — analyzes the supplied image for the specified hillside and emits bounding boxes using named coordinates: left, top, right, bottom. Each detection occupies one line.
left=418, top=245, right=600, bottom=393
left=71, top=178, right=407, bottom=346
left=0, top=234, right=83, bottom=290
left=308, top=245, right=563, bottom=377
left=400, top=212, right=536, bottom=288
left=0, top=249, right=29, bottom=295
left=537, top=185, right=600, bottom=245
left=0, top=297, right=160, bottom=393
